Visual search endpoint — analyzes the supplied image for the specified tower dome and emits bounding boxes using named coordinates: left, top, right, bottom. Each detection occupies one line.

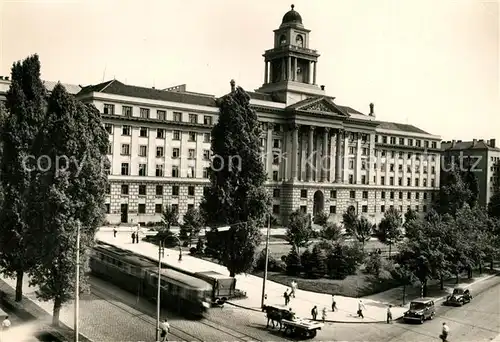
left=281, top=4, right=303, bottom=26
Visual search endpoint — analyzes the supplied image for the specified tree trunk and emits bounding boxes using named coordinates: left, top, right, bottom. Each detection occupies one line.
left=479, top=262, right=482, bottom=275
left=402, top=284, right=406, bottom=305
left=423, top=281, right=428, bottom=297
left=52, top=297, right=62, bottom=327
left=440, top=276, right=444, bottom=290
left=456, top=269, right=459, bottom=284
left=468, top=267, right=472, bottom=279
left=15, top=270, right=24, bottom=302
left=490, top=259, right=494, bottom=271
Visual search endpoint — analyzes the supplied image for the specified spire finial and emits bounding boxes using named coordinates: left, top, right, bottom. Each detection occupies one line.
left=291, top=4, right=294, bottom=10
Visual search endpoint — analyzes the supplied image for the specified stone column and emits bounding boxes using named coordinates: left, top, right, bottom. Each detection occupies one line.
left=313, top=62, right=317, bottom=85
left=291, top=124, right=299, bottom=181
left=288, top=57, right=292, bottom=81
left=266, top=123, right=273, bottom=180
left=282, top=58, right=286, bottom=82
left=355, top=133, right=362, bottom=184
left=293, top=58, right=297, bottom=81
left=329, top=134, right=335, bottom=182
left=264, top=61, right=268, bottom=84
left=307, top=126, right=315, bottom=181
left=321, top=128, right=329, bottom=182
left=335, top=129, right=343, bottom=182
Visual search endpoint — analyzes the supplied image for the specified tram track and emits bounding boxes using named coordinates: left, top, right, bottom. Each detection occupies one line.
left=89, top=276, right=262, bottom=342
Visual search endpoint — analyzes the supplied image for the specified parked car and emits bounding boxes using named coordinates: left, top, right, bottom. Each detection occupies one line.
left=403, top=298, right=436, bottom=324
left=445, top=287, right=472, bottom=306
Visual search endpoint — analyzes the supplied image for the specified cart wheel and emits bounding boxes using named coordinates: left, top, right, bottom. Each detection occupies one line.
left=284, top=326, right=292, bottom=336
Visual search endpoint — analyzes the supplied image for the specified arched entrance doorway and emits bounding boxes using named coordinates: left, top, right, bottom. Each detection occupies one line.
left=313, top=190, right=325, bottom=216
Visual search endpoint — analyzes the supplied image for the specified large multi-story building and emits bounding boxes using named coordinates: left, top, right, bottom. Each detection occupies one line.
left=441, top=139, right=500, bottom=207
left=0, top=5, right=442, bottom=225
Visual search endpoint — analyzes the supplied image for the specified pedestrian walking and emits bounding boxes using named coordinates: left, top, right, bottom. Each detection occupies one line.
left=2, top=316, right=11, bottom=331
left=331, top=295, right=337, bottom=312
left=284, top=289, right=290, bottom=306
left=386, top=305, right=393, bottom=324
left=159, top=318, right=170, bottom=342
left=440, top=322, right=449, bottom=342
left=113, top=227, right=117, bottom=238
left=311, top=305, right=318, bottom=320
left=321, top=307, right=327, bottom=323
left=357, top=300, right=366, bottom=318
left=290, top=280, right=297, bottom=298
left=131, top=232, right=136, bottom=244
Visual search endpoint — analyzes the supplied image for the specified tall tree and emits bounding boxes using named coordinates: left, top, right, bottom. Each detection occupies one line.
left=180, top=207, right=204, bottom=246
left=345, top=215, right=372, bottom=251
left=0, top=55, right=47, bottom=301
left=25, top=84, right=109, bottom=326
left=374, top=207, right=403, bottom=257
left=488, top=189, right=500, bottom=219
left=437, top=168, right=473, bottom=216
left=342, top=206, right=358, bottom=234
left=320, top=222, right=343, bottom=242
left=200, top=85, right=269, bottom=277
left=403, top=209, right=418, bottom=229
left=285, top=209, right=313, bottom=253
left=162, top=205, right=179, bottom=231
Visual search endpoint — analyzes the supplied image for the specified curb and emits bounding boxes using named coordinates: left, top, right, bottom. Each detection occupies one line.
left=227, top=272, right=500, bottom=325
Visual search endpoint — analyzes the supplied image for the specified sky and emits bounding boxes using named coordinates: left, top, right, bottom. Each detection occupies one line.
left=0, top=0, right=498, bottom=142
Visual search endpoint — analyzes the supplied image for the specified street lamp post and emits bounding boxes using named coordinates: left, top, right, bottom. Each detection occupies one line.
left=156, top=240, right=165, bottom=342
left=74, top=222, right=81, bottom=342
left=261, top=215, right=271, bottom=308
left=174, top=236, right=182, bottom=261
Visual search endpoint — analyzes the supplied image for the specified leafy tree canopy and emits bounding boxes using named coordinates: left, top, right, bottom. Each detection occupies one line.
left=285, top=209, right=313, bottom=251
left=180, top=207, right=204, bottom=242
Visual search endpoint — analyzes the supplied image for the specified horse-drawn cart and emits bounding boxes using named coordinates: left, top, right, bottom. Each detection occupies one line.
left=263, top=305, right=324, bottom=339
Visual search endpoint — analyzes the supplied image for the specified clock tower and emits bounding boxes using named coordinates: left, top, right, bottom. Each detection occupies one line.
left=256, top=5, right=325, bottom=105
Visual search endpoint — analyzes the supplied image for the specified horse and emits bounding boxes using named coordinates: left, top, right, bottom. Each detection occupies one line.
left=263, top=306, right=283, bottom=331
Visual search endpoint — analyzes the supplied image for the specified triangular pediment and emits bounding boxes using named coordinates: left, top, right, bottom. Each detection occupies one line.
left=288, top=97, right=349, bottom=116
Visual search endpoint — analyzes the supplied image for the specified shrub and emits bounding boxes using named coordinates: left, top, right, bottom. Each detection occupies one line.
left=189, top=247, right=197, bottom=255
left=301, top=249, right=312, bottom=272
left=320, top=222, right=343, bottom=242
left=182, top=240, right=189, bottom=247
left=327, top=243, right=364, bottom=280
left=308, top=245, right=327, bottom=279
left=286, top=247, right=302, bottom=276
left=196, top=238, right=204, bottom=254
left=313, top=211, right=329, bottom=226
left=255, top=250, right=283, bottom=272
left=365, top=252, right=383, bottom=277
left=145, top=229, right=178, bottom=248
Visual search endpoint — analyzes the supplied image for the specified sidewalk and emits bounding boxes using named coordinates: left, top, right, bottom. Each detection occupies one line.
left=98, top=229, right=499, bottom=324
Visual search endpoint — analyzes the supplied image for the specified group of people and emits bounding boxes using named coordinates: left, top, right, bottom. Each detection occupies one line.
left=283, top=280, right=297, bottom=305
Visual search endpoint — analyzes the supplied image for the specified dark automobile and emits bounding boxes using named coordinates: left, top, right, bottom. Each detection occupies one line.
left=403, top=298, right=436, bottom=324
left=445, top=287, right=472, bottom=306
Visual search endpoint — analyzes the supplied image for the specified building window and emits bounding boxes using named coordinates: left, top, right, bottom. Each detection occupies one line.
left=155, top=164, right=164, bottom=177
left=416, top=192, right=420, bottom=200
left=362, top=205, right=368, bottom=213
left=431, top=166, right=436, bottom=174
left=122, top=106, right=132, bottom=117
left=423, top=178, right=427, bottom=187
left=389, top=177, right=394, bottom=185
left=407, top=178, right=411, bottom=186
left=415, top=178, right=420, bottom=187
left=416, top=140, right=421, bottom=148
left=157, top=110, right=166, bottom=121
left=390, top=137, right=396, bottom=144
left=380, top=205, right=385, bottom=212
left=431, top=179, right=435, bottom=187
left=398, top=177, right=403, bottom=186
left=204, top=116, right=212, bottom=125
left=121, top=163, right=129, bottom=175
left=424, top=141, right=429, bottom=148
left=172, top=166, right=179, bottom=178
left=273, top=189, right=280, bottom=198
left=103, top=104, right=115, bottom=114
left=408, top=139, right=413, bottom=147
left=382, top=136, right=387, bottom=144
left=349, top=159, right=354, bottom=169
left=273, top=153, right=280, bottom=165
left=172, top=148, right=180, bottom=158
left=139, top=185, right=146, bottom=196
left=349, top=147, right=356, bottom=155
left=432, top=141, right=437, bottom=149
left=138, top=164, right=147, bottom=176
left=104, top=123, right=113, bottom=134
left=407, top=192, right=411, bottom=200
left=423, top=205, right=427, bottom=212
left=330, top=206, right=336, bottom=214
left=399, top=138, right=404, bottom=145
left=122, top=125, right=131, bottom=136
left=173, top=112, right=182, bottom=122
left=399, top=191, right=403, bottom=199
left=381, top=191, right=386, bottom=199
left=390, top=191, right=394, bottom=199
left=107, top=144, right=112, bottom=155
left=156, top=128, right=165, bottom=139
left=121, top=144, right=130, bottom=155
left=139, top=145, right=147, bottom=157
left=171, top=204, right=179, bottom=213
left=105, top=204, right=110, bottom=214
left=140, top=108, right=150, bottom=119
left=415, top=205, right=420, bottom=212
left=172, top=185, right=179, bottom=196
left=272, top=171, right=279, bottom=181
left=105, top=184, right=111, bottom=194
left=361, top=160, right=367, bottom=170
left=273, top=124, right=281, bottom=133
left=121, top=184, right=129, bottom=195
left=187, top=167, right=195, bottom=178
left=300, top=205, right=307, bottom=213
left=188, top=149, right=195, bottom=159
left=273, top=205, right=280, bottom=215
left=139, top=127, right=148, bottom=137
left=350, top=190, right=356, bottom=199
left=381, top=176, right=385, bottom=185
left=156, top=185, right=163, bottom=196
left=189, top=114, right=198, bottom=124
left=204, top=133, right=210, bottom=143
left=188, top=186, right=195, bottom=196
left=138, top=204, right=146, bottom=214
left=156, top=146, right=164, bottom=158
left=173, top=130, right=181, bottom=140
left=203, top=167, right=209, bottom=178
left=300, top=189, right=307, bottom=198
left=361, top=175, right=367, bottom=184
left=273, top=139, right=281, bottom=149
left=203, top=150, right=210, bottom=160
left=362, top=191, right=368, bottom=199
left=329, top=190, right=337, bottom=199
left=390, top=164, right=395, bottom=172
left=188, top=132, right=196, bottom=141
left=349, top=175, right=354, bottom=184
left=155, top=204, right=163, bottom=213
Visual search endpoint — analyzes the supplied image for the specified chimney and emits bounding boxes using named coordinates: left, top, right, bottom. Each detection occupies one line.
left=490, top=139, right=496, bottom=148
left=473, top=138, right=477, bottom=146
left=369, top=103, right=374, bottom=116
left=230, top=79, right=235, bottom=92
left=320, top=85, right=325, bottom=90
left=451, top=140, right=456, bottom=147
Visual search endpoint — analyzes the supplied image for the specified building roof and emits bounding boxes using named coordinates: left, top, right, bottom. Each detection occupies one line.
left=441, top=140, right=500, bottom=152
left=376, top=121, right=431, bottom=135
left=282, top=4, right=303, bottom=26
left=78, top=79, right=217, bottom=107
left=43, top=80, right=82, bottom=95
